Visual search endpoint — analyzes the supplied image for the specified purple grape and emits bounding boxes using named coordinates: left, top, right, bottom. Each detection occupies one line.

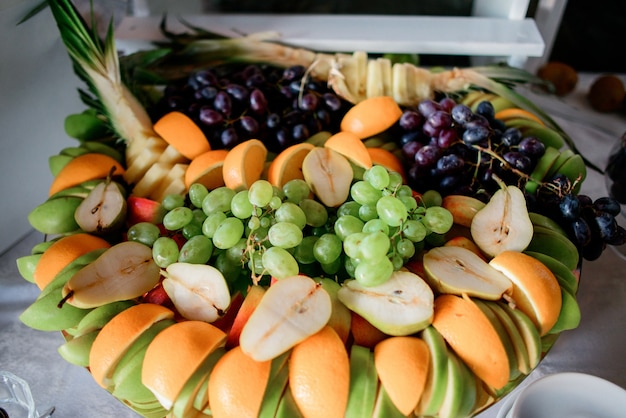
left=322, top=93, right=342, bottom=112
left=246, top=73, right=266, bottom=88
left=606, top=225, right=626, bottom=246
left=316, top=109, right=331, bottom=126
left=220, top=127, right=239, bottom=148
left=437, top=128, right=458, bottom=149
left=400, top=130, right=422, bottom=145
left=436, top=154, right=465, bottom=175
left=417, top=100, right=442, bottom=118
left=569, top=217, right=592, bottom=246
left=214, top=91, right=232, bottom=116
left=438, top=97, right=457, bottom=112
left=399, top=110, right=423, bottom=131
left=225, top=84, right=249, bottom=101
left=422, top=120, right=441, bottom=138
left=451, top=104, right=473, bottom=124
left=402, top=140, right=423, bottom=161
left=292, top=123, right=310, bottom=141
left=199, top=86, right=218, bottom=100
left=274, top=127, right=292, bottom=148
left=462, top=125, right=490, bottom=144
left=414, top=144, right=441, bottom=168
left=593, top=196, right=621, bottom=216
left=189, top=70, right=218, bottom=88
left=427, top=111, right=452, bottom=130
left=279, top=85, right=294, bottom=100
left=577, top=194, right=594, bottom=208
left=559, top=193, right=580, bottom=221
left=282, top=65, right=306, bottom=81
left=299, top=93, right=319, bottom=111
left=266, top=113, right=281, bottom=129
left=249, top=89, right=268, bottom=114
left=239, top=116, right=259, bottom=135
left=518, top=137, right=546, bottom=158
left=476, top=100, right=495, bottom=120
left=503, top=151, right=532, bottom=172
left=198, top=107, right=224, bottom=126
left=595, top=211, right=618, bottom=240
left=501, top=127, right=523, bottom=147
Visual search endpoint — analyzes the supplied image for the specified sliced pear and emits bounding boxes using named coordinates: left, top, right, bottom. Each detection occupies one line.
left=162, top=262, right=231, bottom=323
left=422, top=246, right=512, bottom=299
left=74, top=179, right=127, bottom=234
left=337, top=270, right=434, bottom=336
left=60, top=241, right=161, bottom=309
left=470, top=184, right=533, bottom=257
left=239, top=275, right=332, bottom=362
left=301, top=147, right=353, bottom=207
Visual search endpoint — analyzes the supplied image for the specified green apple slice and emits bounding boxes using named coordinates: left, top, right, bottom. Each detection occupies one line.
left=497, top=302, right=542, bottom=370
left=547, top=287, right=581, bottom=334
left=415, top=326, right=449, bottom=416
left=345, top=345, right=378, bottom=418
left=72, top=300, right=137, bottom=338
left=57, top=329, right=99, bottom=367
left=485, top=301, right=532, bottom=375
left=524, top=251, right=579, bottom=294
left=422, top=246, right=512, bottom=300
left=527, top=226, right=579, bottom=271
left=437, top=351, right=477, bottom=418
left=372, top=385, right=405, bottom=418
left=275, top=386, right=304, bottom=418
left=337, top=270, right=434, bottom=336
left=258, top=351, right=291, bottom=418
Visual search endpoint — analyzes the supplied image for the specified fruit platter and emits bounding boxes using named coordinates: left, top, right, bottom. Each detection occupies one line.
left=15, top=1, right=626, bottom=417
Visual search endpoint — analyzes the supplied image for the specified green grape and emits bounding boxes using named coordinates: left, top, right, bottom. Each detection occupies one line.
left=178, top=235, right=213, bottom=264
left=202, top=211, right=227, bottom=238
left=351, top=181, right=382, bottom=206
left=390, top=253, right=404, bottom=270
left=334, top=215, right=365, bottom=241
left=163, top=206, right=194, bottom=231
left=215, top=251, right=244, bottom=284
left=299, top=199, right=328, bottom=227
left=231, top=190, right=254, bottom=219
left=396, top=238, right=415, bottom=259
left=293, top=236, right=319, bottom=264
left=423, top=206, right=454, bottom=234
left=354, top=256, right=393, bottom=287
left=402, top=219, right=428, bottom=242
left=212, top=217, right=245, bottom=249
left=274, top=202, right=307, bottom=230
left=364, top=165, right=390, bottom=190
left=188, top=183, right=209, bottom=208
left=363, top=219, right=390, bottom=235
left=420, top=189, right=443, bottom=208
left=388, top=171, right=403, bottom=190
left=425, top=232, right=447, bottom=247
left=225, top=238, right=248, bottom=264
left=127, top=222, right=161, bottom=247
left=337, top=201, right=361, bottom=218
left=162, top=193, right=185, bottom=211
left=152, top=236, right=179, bottom=268
left=182, top=222, right=203, bottom=239
left=262, top=246, right=299, bottom=279
left=259, top=216, right=272, bottom=229
left=248, top=179, right=274, bottom=207
left=313, top=233, right=343, bottom=264
left=310, top=225, right=330, bottom=237
left=360, top=231, right=391, bottom=260
left=358, top=204, right=378, bottom=222
left=344, top=256, right=358, bottom=278
left=192, top=208, right=207, bottom=225
left=248, top=254, right=265, bottom=275
left=202, top=186, right=235, bottom=215
left=376, top=195, right=408, bottom=227
left=269, top=196, right=282, bottom=210
left=343, top=232, right=367, bottom=259
left=399, top=195, right=418, bottom=212
left=251, top=225, right=269, bottom=243
left=272, top=185, right=285, bottom=200
left=283, top=179, right=310, bottom=203
left=396, top=185, right=413, bottom=198
left=321, top=256, right=342, bottom=275
left=268, top=221, right=303, bottom=249
left=248, top=216, right=261, bottom=231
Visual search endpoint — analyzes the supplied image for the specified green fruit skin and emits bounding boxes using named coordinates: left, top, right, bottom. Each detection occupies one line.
left=39, top=248, right=108, bottom=298
left=64, top=112, right=110, bottom=141
left=80, top=141, right=124, bottom=164
left=49, top=154, right=74, bottom=176
left=57, top=329, right=99, bottom=367
left=345, top=345, right=378, bottom=418
left=71, top=300, right=137, bottom=338
left=548, top=288, right=581, bottom=334
left=19, top=284, right=92, bottom=331
left=275, top=387, right=304, bottom=418
left=258, top=351, right=291, bottom=418
left=28, top=196, right=83, bottom=234
left=372, top=385, right=405, bottom=418
left=527, top=227, right=580, bottom=271
left=15, top=254, right=41, bottom=283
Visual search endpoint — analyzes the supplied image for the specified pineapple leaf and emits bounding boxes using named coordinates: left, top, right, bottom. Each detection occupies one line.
left=17, top=1, right=49, bottom=25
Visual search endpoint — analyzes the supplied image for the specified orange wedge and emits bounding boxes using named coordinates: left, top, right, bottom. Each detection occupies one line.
left=340, top=96, right=402, bottom=138
left=142, top=320, right=227, bottom=410
left=374, top=336, right=430, bottom=415
left=289, top=326, right=350, bottom=418
left=208, top=345, right=272, bottom=418
left=366, top=147, right=407, bottom=181
left=33, top=233, right=111, bottom=290
left=324, top=131, right=373, bottom=169
left=489, top=251, right=562, bottom=335
left=494, top=108, right=545, bottom=125
left=185, top=149, right=229, bottom=189
left=49, top=153, right=125, bottom=196
left=222, top=139, right=268, bottom=191
left=89, top=303, right=175, bottom=389
left=432, top=294, right=510, bottom=390
left=266, top=142, right=314, bottom=188
left=153, top=111, right=211, bottom=160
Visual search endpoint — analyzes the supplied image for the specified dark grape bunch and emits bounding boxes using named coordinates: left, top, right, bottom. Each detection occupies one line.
left=151, top=64, right=351, bottom=152
left=397, top=97, right=545, bottom=201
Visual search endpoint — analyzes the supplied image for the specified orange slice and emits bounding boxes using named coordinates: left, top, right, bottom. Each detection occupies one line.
left=374, top=336, right=430, bottom=415
left=49, top=153, right=125, bottom=196
left=489, top=251, right=562, bottom=335
left=185, top=149, right=229, bottom=189
left=89, top=303, right=175, bottom=389
left=222, top=139, right=268, bottom=191
left=33, top=233, right=111, bottom=290
left=289, top=326, right=350, bottom=418
left=432, top=294, right=510, bottom=390
left=142, top=320, right=227, bottom=410
left=366, top=147, right=407, bottom=181
left=340, top=96, right=402, bottom=138
left=266, top=142, right=314, bottom=188
left=494, top=108, right=545, bottom=125
left=324, top=131, right=373, bottom=169
left=153, top=111, right=211, bottom=160
left=208, top=345, right=272, bottom=418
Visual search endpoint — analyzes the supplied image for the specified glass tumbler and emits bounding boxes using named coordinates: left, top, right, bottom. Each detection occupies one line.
left=0, top=371, right=38, bottom=418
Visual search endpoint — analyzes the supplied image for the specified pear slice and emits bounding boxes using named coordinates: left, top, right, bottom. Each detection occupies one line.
left=74, top=179, right=127, bottom=234
left=470, top=184, right=533, bottom=257
left=337, top=270, right=434, bottom=336
left=60, top=241, right=161, bottom=309
left=301, top=147, right=353, bottom=207
left=161, top=263, right=231, bottom=323
left=239, top=275, right=332, bottom=362
left=422, top=246, right=512, bottom=300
